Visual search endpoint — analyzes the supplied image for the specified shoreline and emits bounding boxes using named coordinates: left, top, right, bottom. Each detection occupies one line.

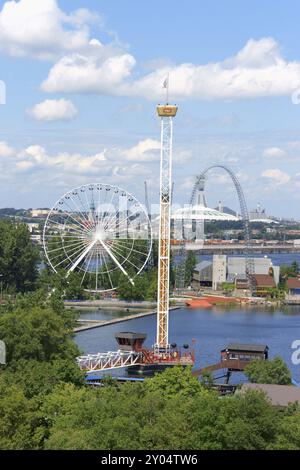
left=66, top=299, right=157, bottom=311
left=74, top=306, right=181, bottom=333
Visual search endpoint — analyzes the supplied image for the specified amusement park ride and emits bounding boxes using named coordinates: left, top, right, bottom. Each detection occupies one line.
left=43, top=83, right=195, bottom=376
left=77, top=100, right=195, bottom=375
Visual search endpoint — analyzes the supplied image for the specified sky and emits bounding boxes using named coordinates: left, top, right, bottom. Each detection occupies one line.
left=1, top=0, right=300, bottom=217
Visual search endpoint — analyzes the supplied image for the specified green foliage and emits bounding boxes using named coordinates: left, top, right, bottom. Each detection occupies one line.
left=117, top=268, right=158, bottom=301
left=0, top=296, right=80, bottom=368
left=37, top=269, right=86, bottom=301
left=222, top=282, right=235, bottom=292
left=0, top=362, right=299, bottom=450
left=244, top=357, right=292, bottom=385
left=269, top=407, right=300, bottom=450
left=2, top=359, right=85, bottom=399
left=221, top=390, right=279, bottom=450
left=0, top=220, right=40, bottom=292
left=0, top=379, right=41, bottom=450
left=279, top=261, right=299, bottom=288
left=184, top=251, right=197, bottom=286
left=145, top=366, right=207, bottom=399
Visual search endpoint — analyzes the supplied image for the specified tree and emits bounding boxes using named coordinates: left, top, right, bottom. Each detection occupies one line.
left=117, top=273, right=147, bottom=301
left=269, top=406, right=300, bottom=450
left=0, top=220, right=40, bottom=292
left=221, top=390, right=280, bottom=450
left=0, top=379, right=41, bottom=450
left=145, top=366, right=207, bottom=399
left=37, top=269, right=86, bottom=301
left=1, top=358, right=85, bottom=399
left=291, top=260, right=299, bottom=274
left=0, top=304, right=80, bottom=368
left=184, top=251, right=197, bottom=286
left=0, top=363, right=296, bottom=450
left=244, top=357, right=292, bottom=385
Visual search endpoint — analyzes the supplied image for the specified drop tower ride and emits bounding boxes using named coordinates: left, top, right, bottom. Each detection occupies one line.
left=154, top=99, right=178, bottom=354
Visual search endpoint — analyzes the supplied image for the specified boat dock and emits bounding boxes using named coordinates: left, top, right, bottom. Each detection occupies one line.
left=74, top=306, right=181, bottom=332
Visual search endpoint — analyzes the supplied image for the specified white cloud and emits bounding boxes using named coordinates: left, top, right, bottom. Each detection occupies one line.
left=261, top=168, right=290, bottom=185
left=42, top=37, right=300, bottom=100
left=1, top=1, right=300, bottom=102
left=28, top=99, right=78, bottom=122
left=1, top=139, right=158, bottom=185
left=16, top=160, right=34, bottom=172
left=262, top=146, right=287, bottom=158
left=121, top=139, right=160, bottom=161
left=0, top=141, right=14, bottom=157
left=18, top=144, right=108, bottom=175
left=42, top=51, right=136, bottom=93
left=0, top=0, right=99, bottom=60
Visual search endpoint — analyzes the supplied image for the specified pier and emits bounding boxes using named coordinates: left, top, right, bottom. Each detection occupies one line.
left=74, top=306, right=181, bottom=332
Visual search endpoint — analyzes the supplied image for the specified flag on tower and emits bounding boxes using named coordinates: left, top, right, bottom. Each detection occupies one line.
left=163, top=76, right=169, bottom=88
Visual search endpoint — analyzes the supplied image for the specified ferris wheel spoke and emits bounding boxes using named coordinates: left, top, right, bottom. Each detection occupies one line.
left=67, top=238, right=98, bottom=275
left=50, top=240, right=88, bottom=265
left=45, top=219, right=91, bottom=239
left=106, top=241, right=143, bottom=271
left=76, top=190, right=93, bottom=225
left=68, top=193, right=95, bottom=229
left=105, top=218, right=142, bottom=235
left=61, top=201, right=95, bottom=235
left=109, top=246, right=145, bottom=273
left=104, top=207, right=141, bottom=235
left=99, top=239, right=134, bottom=285
left=79, top=247, right=96, bottom=287
left=110, top=241, right=149, bottom=258
left=82, top=189, right=95, bottom=226
left=95, top=250, right=99, bottom=292
left=98, top=188, right=116, bottom=228
left=62, top=202, right=95, bottom=236
left=59, top=211, right=93, bottom=238
left=97, top=192, right=115, bottom=229
left=46, top=239, right=85, bottom=254
left=100, top=250, right=114, bottom=290
left=101, top=210, right=118, bottom=235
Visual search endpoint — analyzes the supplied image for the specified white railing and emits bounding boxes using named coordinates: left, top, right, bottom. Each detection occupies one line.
left=76, top=350, right=142, bottom=372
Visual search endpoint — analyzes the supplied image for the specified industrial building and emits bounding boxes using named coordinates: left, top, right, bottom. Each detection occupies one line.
left=193, top=255, right=280, bottom=293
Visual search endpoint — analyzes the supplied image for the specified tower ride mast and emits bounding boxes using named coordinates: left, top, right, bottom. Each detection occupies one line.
left=155, top=102, right=178, bottom=353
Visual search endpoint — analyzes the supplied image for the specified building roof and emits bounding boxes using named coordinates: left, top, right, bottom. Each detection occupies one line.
left=225, top=343, right=268, bottom=353
left=254, top=274, right=275, bottom=288
left=240, top=383, right=300, bottom=407
left=287, top=277, right=300, bottom=289
left=194, top=261, right=212, bottom=272
left=172, top=204, right=239, bottom=222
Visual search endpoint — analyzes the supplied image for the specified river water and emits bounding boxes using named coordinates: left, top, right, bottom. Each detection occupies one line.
left=75, top=305, right=300, bottom=383
left=75, top=253, right=300, bottom=382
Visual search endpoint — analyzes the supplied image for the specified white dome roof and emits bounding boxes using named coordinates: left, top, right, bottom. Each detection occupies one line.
left=172, top=204, right=239, bottom=222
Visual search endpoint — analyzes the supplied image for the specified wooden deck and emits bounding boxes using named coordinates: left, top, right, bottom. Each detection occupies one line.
left=192, top=359, right=249, bottom=376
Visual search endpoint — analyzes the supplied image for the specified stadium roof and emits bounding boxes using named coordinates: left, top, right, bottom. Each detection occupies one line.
left=172, top=204, right=239, bottom=222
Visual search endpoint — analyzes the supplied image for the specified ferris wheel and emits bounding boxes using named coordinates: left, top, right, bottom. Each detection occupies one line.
left=43, top=183, right=152, bottom=292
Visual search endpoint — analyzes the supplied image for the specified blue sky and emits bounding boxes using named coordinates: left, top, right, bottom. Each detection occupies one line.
left=1, top=0, right=300, bottom=218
